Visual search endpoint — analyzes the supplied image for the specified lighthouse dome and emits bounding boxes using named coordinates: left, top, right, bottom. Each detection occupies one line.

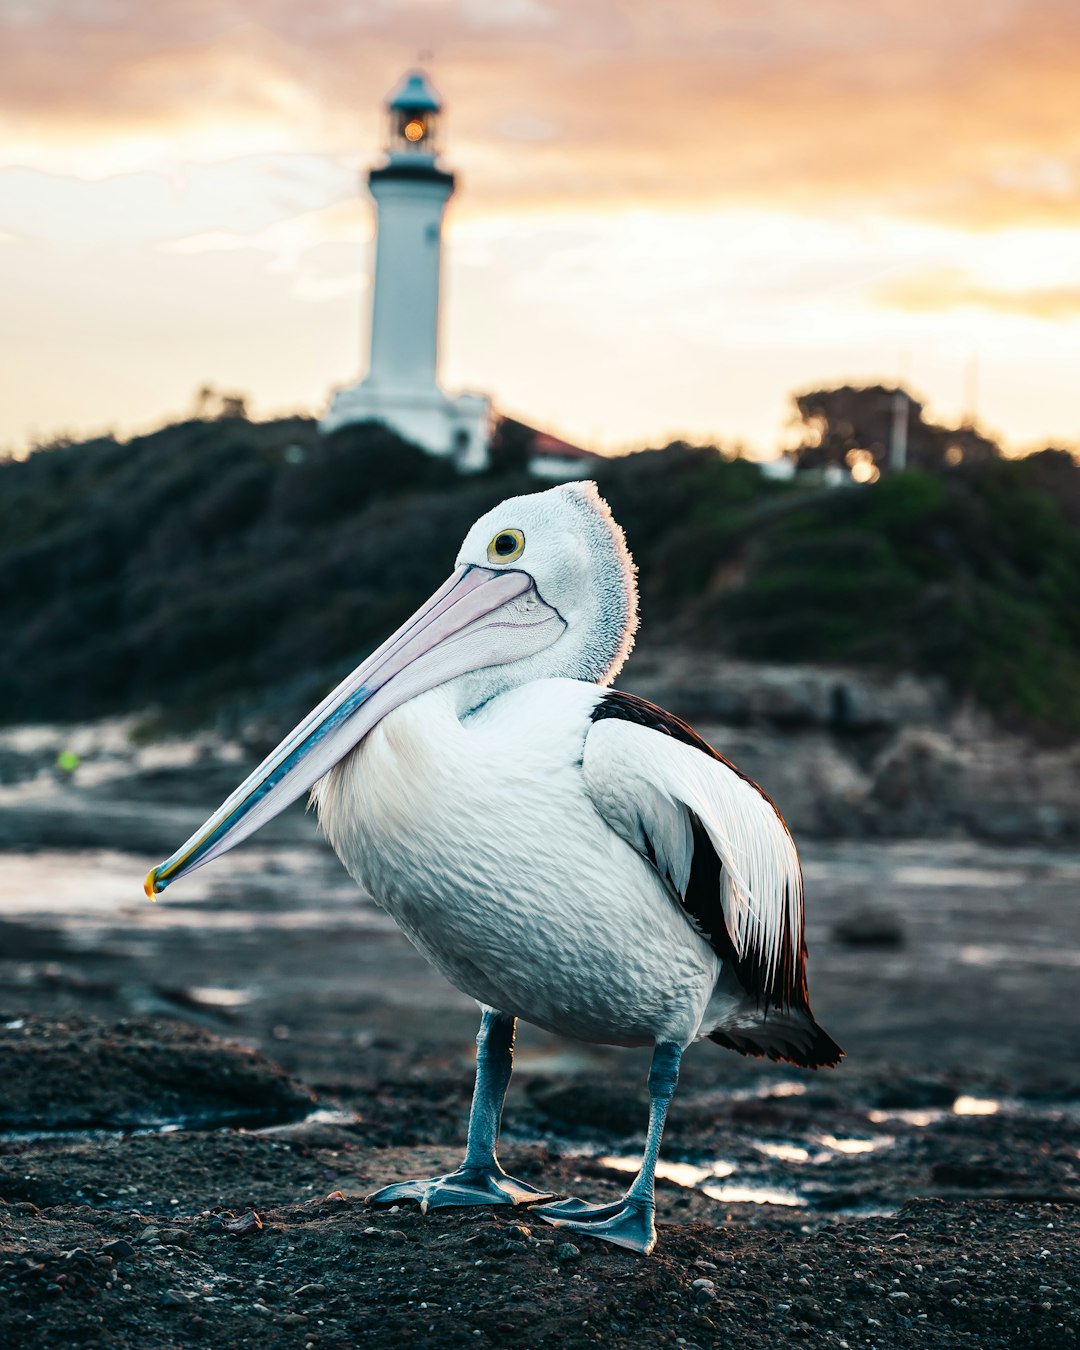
left=387, top=71, right=441, bottom=114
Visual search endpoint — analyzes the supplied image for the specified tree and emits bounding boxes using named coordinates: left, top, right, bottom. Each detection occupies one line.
left=791, top=385, right=1000, bottom=477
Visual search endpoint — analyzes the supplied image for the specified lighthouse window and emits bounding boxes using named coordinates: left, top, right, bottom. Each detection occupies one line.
left=404, top=118, right=426, bottom=142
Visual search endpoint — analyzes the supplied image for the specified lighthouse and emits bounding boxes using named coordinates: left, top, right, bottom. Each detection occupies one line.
left=320, top=71, right=491, bottom=470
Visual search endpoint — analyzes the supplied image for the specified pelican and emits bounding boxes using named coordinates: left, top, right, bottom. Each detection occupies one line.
left=145, top=482, right=841, bottom=1255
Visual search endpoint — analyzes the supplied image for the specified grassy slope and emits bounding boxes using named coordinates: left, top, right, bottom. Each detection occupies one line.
left=2, top=419, right=1079, bottom=737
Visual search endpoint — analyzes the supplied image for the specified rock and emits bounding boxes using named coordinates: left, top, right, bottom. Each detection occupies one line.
left=160, top=1289, right=191, bottom=1308
left=622, top=650, right=946, bottom=733
left=0, top=1014, right=315, bottom=1131
left=224, top=1210, right=263, bottom=1235
left=554, top=1243, right=580, bottom=1263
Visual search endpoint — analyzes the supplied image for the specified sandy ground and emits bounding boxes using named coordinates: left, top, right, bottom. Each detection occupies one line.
left=0, top=783, right=1078, bottom=1347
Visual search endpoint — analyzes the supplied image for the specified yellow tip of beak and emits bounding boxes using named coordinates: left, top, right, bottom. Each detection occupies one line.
left=143, top=867, right=161, bottom=901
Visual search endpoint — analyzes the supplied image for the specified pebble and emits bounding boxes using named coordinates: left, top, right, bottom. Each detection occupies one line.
left=505, top=1224, right=532, bottom=1242
left=294, top=1284, right=327, bottom=1297
left=555, top=1243, right=580, bottom=1263
left=382, top=1230, right=408, bottom=1246
left=160, top=1289, right=191, bottom=1308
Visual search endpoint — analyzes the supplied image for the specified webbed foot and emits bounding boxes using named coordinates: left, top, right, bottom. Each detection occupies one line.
left=367, top=1163, right=555, bottom=1213
left=531, top=1195, right=656, bottom=1255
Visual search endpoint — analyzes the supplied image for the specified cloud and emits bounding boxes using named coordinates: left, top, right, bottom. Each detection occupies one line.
left=877, top=266, right=1080, bottom=320
left=1, top=1, right=1079, bottom=227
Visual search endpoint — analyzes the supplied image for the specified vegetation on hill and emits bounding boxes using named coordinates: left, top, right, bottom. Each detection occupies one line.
left=2, top=412, right=1079, bottom=738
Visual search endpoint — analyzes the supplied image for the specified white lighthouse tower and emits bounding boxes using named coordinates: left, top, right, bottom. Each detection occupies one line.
left=320, top=72, right=490, bottom=470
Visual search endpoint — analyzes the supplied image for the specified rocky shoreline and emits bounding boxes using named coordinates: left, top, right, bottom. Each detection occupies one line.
left=0, top=659, right=1078, bottom=1346
left=1, top=1016, right=1077, bottom=1349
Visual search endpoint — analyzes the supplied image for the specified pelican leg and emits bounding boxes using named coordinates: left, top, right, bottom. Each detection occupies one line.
left=367, top=1009, right=555, bottom=1212
left=532, top=1040, right=682, bottom=1255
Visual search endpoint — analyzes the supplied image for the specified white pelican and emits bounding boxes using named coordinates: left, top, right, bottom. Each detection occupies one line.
left=145, top=482, right=841, bottom=1255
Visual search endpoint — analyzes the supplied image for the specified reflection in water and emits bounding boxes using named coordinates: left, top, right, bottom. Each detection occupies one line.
left=766, top=1082, right=807, bottom=1098
left=702, top=1182, right=806, bottom=1208
left=186, top=986, right=253, bottom=1008
left=952, top=1095, right=1000, bottom=1116
left=0, top=848, right=392, bottom=932
left=959, top=944, right=1080, bottom=969
left=598, top=1155, right=734, bottom=1187
left=756, top=1142, right=811, bottom=1163
left=600, top=1153, right=806, bottom=1206
left=817, top=1134, right=893, bottom=1154
left=868, top=1107, right=942, bottom=1127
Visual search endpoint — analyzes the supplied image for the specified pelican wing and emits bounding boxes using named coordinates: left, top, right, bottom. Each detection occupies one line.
left=583, top=691, right=806, bottom=1012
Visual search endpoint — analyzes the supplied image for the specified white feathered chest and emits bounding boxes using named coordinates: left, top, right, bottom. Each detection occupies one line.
left=313, top=679, right=719, bottom=1046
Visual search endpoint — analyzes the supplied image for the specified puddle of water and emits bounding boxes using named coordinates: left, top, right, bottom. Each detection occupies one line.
left=255, top=1107, right=362, bottom=1135
left=755, top=1142, right=811, bottom=1163
left=817, top=1134, right=893, bottom=1155
left=867, top=1107, right=943, bottom=1127
left=958, top=944, right=1080, bottom=969
left=725, top=1080, right=807, bottom=1102
left=598, top=1155, right=735, bottom=1187
left=952, top=1095, right=1000, bottom=1116
left=701, top=1182, right=806, bottom=1208
left=600, top=1152, right=807, bottom=1207
left=185, top=987, right=254, bottom=1009
left=0, top=849, right=394, bottom=935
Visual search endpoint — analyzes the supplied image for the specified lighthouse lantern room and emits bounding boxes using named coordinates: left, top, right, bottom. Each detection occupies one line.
left=320, top=71, right=490, bottom=471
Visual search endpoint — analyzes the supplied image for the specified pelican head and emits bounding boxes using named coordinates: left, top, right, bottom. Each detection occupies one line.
left=144, top=480, right=637, bottom=897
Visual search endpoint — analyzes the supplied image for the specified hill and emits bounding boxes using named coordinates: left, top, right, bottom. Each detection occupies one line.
left=2, top=417, right=1079, bottom=738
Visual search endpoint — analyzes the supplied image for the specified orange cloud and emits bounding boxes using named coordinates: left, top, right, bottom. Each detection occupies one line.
left=1, top=1, right=1079, bottom=227
left=877, top=266, right=1080, bottom=320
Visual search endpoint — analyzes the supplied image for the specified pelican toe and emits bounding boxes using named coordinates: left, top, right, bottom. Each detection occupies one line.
left=532, top=1195, right=657, bottom=1255
left=367, top=1164, right=554, bottom=1213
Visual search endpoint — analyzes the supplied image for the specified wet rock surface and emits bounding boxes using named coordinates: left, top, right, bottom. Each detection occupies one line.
left=0, top=767, right=1078, bottom=1345
left=0, top=1010, right=1077, bottom=1347
left=0, top=1015, right=315, bottom=1131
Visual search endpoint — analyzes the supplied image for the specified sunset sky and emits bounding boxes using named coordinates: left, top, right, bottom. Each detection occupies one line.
left=1, top=0, right=1078, bottom=457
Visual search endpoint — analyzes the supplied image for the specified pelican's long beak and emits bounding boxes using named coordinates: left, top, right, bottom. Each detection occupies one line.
left=144, top=565, right=563, bottom=898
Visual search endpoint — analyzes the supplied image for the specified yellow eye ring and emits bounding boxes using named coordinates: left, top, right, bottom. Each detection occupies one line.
left=486, top=528, right=525, bottom=564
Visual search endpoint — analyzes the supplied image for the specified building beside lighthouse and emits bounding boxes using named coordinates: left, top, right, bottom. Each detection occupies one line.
left=320, top=72, right=491, bottom=470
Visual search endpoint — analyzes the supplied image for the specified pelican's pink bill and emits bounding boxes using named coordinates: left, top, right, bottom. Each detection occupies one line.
left=144, top=564, right=564, bottom=896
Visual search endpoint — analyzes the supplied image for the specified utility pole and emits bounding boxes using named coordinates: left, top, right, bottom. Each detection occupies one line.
left=889, top=388, right=908, bottom=472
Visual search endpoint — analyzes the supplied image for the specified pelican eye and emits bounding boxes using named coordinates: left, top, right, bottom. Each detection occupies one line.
left=487, top=528, right=525, bottom=563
